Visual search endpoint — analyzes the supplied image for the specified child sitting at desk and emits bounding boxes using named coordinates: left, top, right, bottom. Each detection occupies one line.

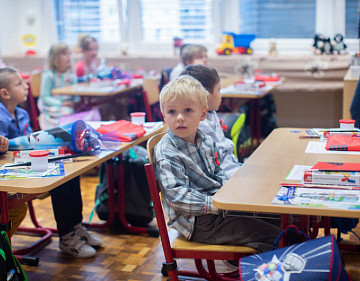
left=38, top=43, right=80, bottom=130
left=153, top=75, right=279, bottom=252
left=0, top=135, right=27, bottom=237
left=0, top=67, right=102, bottom=258
left=180, top=64, right=241, bottom=178
left=75, top=35, right=99, bottom=79
left=170, top=44, right=208, bottom=81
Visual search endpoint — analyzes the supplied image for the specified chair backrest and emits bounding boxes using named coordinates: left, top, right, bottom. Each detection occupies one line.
left=146, top=132, right=166, bottom=164
left=27, top=72, right=42, bottom=131
left=29, top=72, right=42, bottom=98
left=142, top=78, right=160, bottom=106
left=144, top=133, right=175, bottom=265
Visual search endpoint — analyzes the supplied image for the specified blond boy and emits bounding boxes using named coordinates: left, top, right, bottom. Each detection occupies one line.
left=154, top=75, right=279, bottom=252
left=170, top=44, right=208, bottom=80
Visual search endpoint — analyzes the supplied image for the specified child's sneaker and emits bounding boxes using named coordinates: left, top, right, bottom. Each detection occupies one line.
left=59, top=232, right=96, bottom=258
left=74, top=223, right=103, bottom=247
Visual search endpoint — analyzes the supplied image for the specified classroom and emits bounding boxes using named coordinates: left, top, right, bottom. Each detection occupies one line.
left=0, top=0, right=360, bottom=280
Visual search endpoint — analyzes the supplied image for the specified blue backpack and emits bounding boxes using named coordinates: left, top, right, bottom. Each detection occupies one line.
left=239, top=235, right=350, bottom=281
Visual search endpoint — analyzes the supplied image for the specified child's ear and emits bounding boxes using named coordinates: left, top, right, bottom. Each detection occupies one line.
left=200, top=107, right=208, bottom=121
left=0, top=88, right=10, bottom=100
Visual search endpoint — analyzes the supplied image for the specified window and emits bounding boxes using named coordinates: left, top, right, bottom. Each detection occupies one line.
left=239, top=0, right=316, bottom=38
left=140, top=0, right=214, bottom=43
left=346, top=0, right=360, bottom=38
left=54, top=0, right=121, bottom=44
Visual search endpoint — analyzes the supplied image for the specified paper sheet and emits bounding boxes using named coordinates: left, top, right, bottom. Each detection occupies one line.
left=273, top=185, right=360, bottom=209
left=286, top=165, right=313, bottom=180
left=305, top=141, right=360, bottom=155
left=0, top=162, right=65, bottom=180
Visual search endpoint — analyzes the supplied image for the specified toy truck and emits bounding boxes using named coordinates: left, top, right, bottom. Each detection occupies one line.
left=216, top=32, right=256, bottom=55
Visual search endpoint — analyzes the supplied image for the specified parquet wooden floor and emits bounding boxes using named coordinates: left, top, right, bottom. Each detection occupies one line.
left=10, top=173, right=360, bottom=281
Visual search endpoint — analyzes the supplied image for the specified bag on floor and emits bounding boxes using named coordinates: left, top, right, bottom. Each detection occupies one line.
left=239, top=235, right=350, bottom=281
left=0, top=230, right=28, bottom=281
left=94, top=146, right=154, bottom=227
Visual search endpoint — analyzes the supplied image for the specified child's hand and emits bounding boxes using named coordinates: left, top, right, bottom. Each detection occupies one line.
left=0, top=136, right=9, bottom=153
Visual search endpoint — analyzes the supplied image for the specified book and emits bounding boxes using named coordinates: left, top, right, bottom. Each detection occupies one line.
left=304, top=170, right=360, bottom=186
left=0, top=162, right=65, bottom=180
left=311, top=161, right=360, bottom=172
left=273, top=184, right=360, bottom=209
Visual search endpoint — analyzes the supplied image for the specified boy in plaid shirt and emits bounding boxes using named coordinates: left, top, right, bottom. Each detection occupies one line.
left=154, top=75, right=279, bottom=252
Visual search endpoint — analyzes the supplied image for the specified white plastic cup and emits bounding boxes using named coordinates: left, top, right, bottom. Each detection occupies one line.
left=130, top=112, right=146, bottom=126
left=29, top=151, right=49, bottom=172
left=339, top=119, right=355, bottom=130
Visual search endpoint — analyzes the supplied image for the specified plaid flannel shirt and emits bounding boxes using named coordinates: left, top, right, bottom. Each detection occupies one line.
left=153, top=129, right=227, bottom=240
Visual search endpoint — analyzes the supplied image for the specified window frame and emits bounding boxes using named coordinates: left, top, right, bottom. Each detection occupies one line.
left=60, top=0, right=358, bottom=56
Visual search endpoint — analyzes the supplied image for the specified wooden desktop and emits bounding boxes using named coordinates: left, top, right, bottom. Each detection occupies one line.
left=213, top=128, right=360, bottom=219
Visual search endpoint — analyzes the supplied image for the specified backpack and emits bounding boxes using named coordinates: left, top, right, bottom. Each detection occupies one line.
left=217, top=112, right=252, bottom=162
left=0, top=230, right=28, bottom=281
left=260, top=93, right=277, bottom=138
left=240, top=235, right=350, bottom=281
left=94, top=146, right=155, bottom=227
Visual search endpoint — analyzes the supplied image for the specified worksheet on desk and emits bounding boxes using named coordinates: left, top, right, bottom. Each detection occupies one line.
left=273, top=185, right=360, bottom=209
left=305, top=141, right=360, bottom=155
left=0, top=162, right=65, bottom=180
left=286, top=165, right=313, bottom=180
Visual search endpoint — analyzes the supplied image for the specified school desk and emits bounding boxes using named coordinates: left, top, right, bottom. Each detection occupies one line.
left=343, top=68, right=359, bottom=120
left=52, top=78, right=159, bottom=122
left=220, top=78, right=285, bottom=146
left=0, top=122, right=164, bottom=262
left=212, top=128, right=360, bottom=246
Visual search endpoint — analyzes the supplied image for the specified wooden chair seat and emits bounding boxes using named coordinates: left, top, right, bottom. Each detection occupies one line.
left=169, top=229, right=256, bottom=253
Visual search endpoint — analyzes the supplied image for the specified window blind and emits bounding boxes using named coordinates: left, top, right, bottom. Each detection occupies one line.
left=239, top=0, right=316, bottom=38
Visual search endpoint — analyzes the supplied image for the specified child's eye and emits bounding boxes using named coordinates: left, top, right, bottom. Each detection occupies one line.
left=168, top=110, right=175, bottom=114
left=185, top=108, right=193, bottom=113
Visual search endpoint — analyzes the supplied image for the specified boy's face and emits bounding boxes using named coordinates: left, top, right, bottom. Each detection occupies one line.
left=163, top=97, right=207, bottom=144
left=207, top=81, right=222, bottom=111
left=192, top=51, right=208, bottom=66
left=5, top=72, right=28, bottom=104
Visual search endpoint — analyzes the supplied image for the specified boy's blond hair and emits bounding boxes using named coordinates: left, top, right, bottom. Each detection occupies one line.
left=159, top=75, right=208, bottom=113
left=48, top=43, right=71, bottom=71
left=181, top=44, right=207, bottom=65
left=0, top=67, right=18, bottom=90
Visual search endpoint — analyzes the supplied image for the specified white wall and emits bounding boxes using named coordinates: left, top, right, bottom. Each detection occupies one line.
left=0, top=0, right=56, bottom=57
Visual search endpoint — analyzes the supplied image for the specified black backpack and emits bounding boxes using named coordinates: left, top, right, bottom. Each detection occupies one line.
left=0, top=231, right=27, bottom=281
left=94, top=146, right=155, bottom=228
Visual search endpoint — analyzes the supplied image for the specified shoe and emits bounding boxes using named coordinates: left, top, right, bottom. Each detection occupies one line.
left=59, top=232, right=96, bottom=258
left=74, top=223, right=103, bottom=247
